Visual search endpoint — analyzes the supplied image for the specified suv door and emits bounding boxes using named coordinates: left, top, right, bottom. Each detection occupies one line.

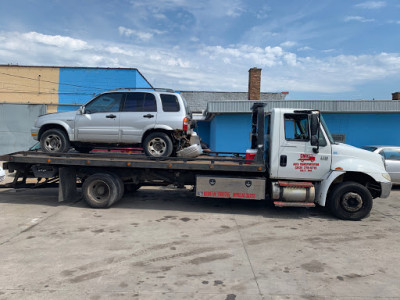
left=75, top=93, right=123, bottom=143
left=119, top=92, right=158, bottom=143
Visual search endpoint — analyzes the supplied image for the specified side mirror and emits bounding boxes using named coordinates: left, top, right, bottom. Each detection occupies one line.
left=310, top=113, right=320, bottom=153
left=310, top=113, right=319, bottom=136
left=79, top=106, right=85, bottom=114
left=311, top=136, right=319, bottom=146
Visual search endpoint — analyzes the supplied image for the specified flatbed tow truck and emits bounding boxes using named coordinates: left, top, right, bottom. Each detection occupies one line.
left=0, top=104, right=392, bottom=220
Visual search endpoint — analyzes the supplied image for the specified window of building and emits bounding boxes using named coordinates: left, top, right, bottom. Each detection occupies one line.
left=332, top=134, right=346, bottom=143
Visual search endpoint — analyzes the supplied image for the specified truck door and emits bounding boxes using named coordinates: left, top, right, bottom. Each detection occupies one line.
left=75, top=93, right=123, bottom=143
left=277, top=113, right=331, bottom=180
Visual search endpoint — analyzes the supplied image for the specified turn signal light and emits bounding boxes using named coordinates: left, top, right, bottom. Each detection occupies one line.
left=183, top=117, right=189, bottom=131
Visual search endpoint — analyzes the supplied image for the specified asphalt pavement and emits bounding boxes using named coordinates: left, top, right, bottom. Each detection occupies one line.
left=0, top=180, right=399, bottom=300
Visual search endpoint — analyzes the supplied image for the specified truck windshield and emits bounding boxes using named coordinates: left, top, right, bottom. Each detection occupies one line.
left=321, top=115, right=335, bottom=144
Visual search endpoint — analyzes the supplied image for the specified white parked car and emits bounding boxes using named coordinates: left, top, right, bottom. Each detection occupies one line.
left=361, top=146, right=400, bottom=185
left=31, top=89, right=193, bottom=157
left=0, top=166, right=5, bottom=182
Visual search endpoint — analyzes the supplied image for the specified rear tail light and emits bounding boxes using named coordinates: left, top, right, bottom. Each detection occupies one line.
left=183, top=117, right=189, bottom=131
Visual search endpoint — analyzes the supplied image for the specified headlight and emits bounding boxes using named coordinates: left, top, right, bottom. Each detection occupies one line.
left=382, top=173, right=391, bottom=182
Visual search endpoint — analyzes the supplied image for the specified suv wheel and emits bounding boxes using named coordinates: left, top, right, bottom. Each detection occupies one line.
left=40, top=129, right=70, bottom=153
left=143, top=132, right=173, bottom=157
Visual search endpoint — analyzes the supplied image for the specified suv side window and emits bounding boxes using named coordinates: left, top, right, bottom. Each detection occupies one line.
left=123, top=93, right=156, bottom=112
left=85, top=93, right=123, bottom=113
left=160, top=94, right=180, bottom=112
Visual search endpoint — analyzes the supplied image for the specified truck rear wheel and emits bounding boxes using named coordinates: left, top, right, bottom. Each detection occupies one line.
left=82, top=173, right=123, bottom=208
left=328, top=181, right=373, bottom=221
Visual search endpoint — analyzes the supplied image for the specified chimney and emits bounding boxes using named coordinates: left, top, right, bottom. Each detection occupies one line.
left=392, top=92, right=400, bottom=100
left=248, top=67, right=262, bottom=100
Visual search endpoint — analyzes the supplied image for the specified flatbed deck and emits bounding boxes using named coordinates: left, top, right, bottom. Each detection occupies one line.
left=1, top=151, right=266, bottom=173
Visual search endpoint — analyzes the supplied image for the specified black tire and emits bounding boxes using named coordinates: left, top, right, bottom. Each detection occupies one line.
left=40, top=129, right=70, bottom=153
left=74, top=146, right=93, bottom=153
left=328, top=181, right=373, bottom=221
left=108, top=173, right=124, bottom=205
left=82, top=173, right=122, bottom=208
left=143, top=132, right=173, bottom=157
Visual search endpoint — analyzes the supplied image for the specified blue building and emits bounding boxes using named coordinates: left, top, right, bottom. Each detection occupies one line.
left=57, top=67, right=153, bottom=112
left=196, top=100, right=400, bottom=152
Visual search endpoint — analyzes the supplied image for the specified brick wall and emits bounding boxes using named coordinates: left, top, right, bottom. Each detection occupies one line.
left=248, top=67, right=262, bottom=100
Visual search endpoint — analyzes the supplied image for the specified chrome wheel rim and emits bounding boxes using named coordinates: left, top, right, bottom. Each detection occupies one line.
left=147, top=137, right=166, bottom=156
left=44, top=134, right=62, bottom=152
left=341, top=192, right=363, bottom=212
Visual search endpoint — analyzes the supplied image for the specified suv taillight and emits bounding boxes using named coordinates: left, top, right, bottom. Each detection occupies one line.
left=183, top=117, right=189, bottom=131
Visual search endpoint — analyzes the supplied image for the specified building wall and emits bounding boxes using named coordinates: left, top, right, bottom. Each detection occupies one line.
left=0, top=104, right=46, bottom=155
left=0, top=66, right=152, bottom=113
left=206, top=112, right=400, bottom=153
left=195, top=121, right=210, bottom=146
left=323, top=113, right=400, bottom=147
left=0, top=66, right=59, bottom=112
left=58, top=68, right=152, bottom=112
left=209, top=114, right=253, bottom=152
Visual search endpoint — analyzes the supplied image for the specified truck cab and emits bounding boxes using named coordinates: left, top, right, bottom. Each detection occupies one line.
left=263, top=106, right=392, bottom=220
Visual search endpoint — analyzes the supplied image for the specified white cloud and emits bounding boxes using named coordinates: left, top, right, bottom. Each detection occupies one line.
left=355, top=1, right=386, bottom=9
left=118, top=26, right=164, bottom=41
left=298, top=46, right=312, bottom=51
left=345, top=16, right=375, bottom=22
left=322, top=49, right=336, bottom=53
left=280, top=41, right=297, bottom=48
left=22, top=32, right=90, bottom=50
left=1, top=31, right=400, bottom=95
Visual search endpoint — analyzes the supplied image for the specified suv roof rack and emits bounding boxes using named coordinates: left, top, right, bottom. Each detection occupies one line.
left=109, top=87, right=175, bottom=93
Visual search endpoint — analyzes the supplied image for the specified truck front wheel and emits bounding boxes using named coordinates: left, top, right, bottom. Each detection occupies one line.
left=328, top=181, right=373, bottom=221
left=82, top=173, right=123, bottom=208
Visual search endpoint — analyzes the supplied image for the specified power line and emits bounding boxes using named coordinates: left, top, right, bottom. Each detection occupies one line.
left=0, top=71, right=108, bottom=91
left=0, top=91, right=96, bottom=95
left=0, top=81, right=57, bottom=93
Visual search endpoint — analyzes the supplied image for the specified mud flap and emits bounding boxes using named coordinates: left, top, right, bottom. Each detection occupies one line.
left=58, top=167, right=77, bottom=202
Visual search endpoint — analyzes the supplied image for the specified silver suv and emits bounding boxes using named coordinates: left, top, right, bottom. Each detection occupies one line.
left=31, top=89, right=192, bottom=157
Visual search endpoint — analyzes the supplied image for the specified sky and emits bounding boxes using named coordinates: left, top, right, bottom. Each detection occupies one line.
left=0, top=0, right=399, bottom=100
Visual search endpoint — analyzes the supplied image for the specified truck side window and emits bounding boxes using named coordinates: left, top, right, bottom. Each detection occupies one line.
left=123, top=93, right=156, bottom=112
left=161, top=94, right=180, bottom=112
left=85, top=93, right=123, bottom=114
left=284, top=114, right=309, bottom=141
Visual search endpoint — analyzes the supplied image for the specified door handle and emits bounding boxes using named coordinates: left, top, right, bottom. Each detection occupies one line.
left=106, top=114, right=116, bottom=119
left=143, top=114, right=154, bottom=118
left=280, top=155, right=287, bottom=167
